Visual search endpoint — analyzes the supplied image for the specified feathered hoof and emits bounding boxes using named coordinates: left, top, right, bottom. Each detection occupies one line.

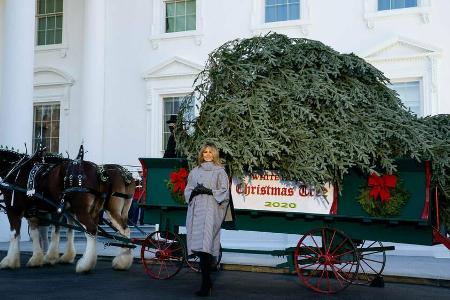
left=0, top=256, right=21, bottom=269
left=58, top=251, right=76, bottom=264
left=75, top=256, right=97, bottom=273
left=112, top=252, right=133, bottom=271
left=44, top=252, right=60, bottom=265
left=26, top=253, right=45, bottom=268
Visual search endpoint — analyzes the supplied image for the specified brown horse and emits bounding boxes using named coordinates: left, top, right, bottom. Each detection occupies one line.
left=98, top=164, right=136, bottom=270
left=0, top=150, right=107, bottom=273
left=43, top=162, right=137, bottom=271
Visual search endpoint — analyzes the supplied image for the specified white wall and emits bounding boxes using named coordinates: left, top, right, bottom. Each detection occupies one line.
left=29, top=0, right=448, bottom=166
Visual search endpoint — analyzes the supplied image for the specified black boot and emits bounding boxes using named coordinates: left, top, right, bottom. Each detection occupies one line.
left=195, top=252, right=212, bottom=297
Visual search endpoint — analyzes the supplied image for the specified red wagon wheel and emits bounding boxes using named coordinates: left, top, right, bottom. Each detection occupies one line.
left=294, top=227, right=360, bottom=294
left=140, top=230, right=185, bottom=279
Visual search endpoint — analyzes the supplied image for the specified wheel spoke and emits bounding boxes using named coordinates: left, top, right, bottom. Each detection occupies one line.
left=330, top=238, right=349, bottom=256
left=326, top=230, right=337, bottom=255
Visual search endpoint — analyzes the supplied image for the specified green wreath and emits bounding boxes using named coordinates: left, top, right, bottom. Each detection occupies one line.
left=357, top=174, right=410, bottom=217
left=165, top=167, right=188, bottom=205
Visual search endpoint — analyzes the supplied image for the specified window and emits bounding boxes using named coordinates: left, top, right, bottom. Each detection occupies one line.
left=162, top=96, right=195, bottom=150
left=378, top=0, right=417, bottom=11
left=390, top=81, right=421, bottom=116
left=36, top=0, right=63, bottom=46
left=33, top=103, right=60, bottom=153
left=265, top=0, right=300, bottom=23
left=165, top=0, right=196, bottom=33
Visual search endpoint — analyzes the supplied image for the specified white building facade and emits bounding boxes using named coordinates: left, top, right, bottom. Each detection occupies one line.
left=0, top=0, right=450, bottom=251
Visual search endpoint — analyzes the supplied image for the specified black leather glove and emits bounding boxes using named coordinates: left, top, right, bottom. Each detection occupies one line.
left=195, top=183, right=213, bottom=195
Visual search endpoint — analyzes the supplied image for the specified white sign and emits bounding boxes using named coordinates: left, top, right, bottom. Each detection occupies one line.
left=231, top=172, right=334, bottom=214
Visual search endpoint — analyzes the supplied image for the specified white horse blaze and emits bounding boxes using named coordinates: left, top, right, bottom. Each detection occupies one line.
left=0, top=230, right=21, bottom=269
left=75, top=233, right=97, bottom=273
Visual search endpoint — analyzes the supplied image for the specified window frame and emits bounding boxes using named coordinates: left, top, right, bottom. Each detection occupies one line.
left=364, top=0, right=431, bottom=28
left=149, top=0, right=204, bottom=49
left=389, top=79, right=423, bottom=117
left=32, top=101, right=61, bottom=153
left=35, top=0, right=64, bottom=46
left=251, top=0, right=311, bottom=35
left=165, top=0, right=196, bottom=33
left=161, top=94, right=195, bottom=152
left=264, top=0, right=301, bottom=23
left=377, top=0, right=418, bottom=11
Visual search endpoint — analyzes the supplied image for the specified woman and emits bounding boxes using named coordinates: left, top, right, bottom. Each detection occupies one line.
left=184, top=143, right=229, bottom=297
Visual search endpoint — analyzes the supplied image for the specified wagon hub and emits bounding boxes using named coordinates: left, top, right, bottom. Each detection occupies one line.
left=318, top=254, right=334, bottom=265
left=156, top=249, right=172, bottom=259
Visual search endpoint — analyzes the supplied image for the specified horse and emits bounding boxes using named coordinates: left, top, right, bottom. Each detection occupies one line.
left=0, top=148, right=108, bottom=273
left=97, top=164, right=136, bottom=270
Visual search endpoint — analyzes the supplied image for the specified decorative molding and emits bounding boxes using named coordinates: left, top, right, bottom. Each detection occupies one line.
left=33, top=67, right=74, bottom=153
left=142, top=56, right=202, bottom=157
left=363, top=0, right=431, bottom=29
left=142, top=56, right=203, bottom=80
left=149, top=0, right=204, bottom=49
left=34, top=67, right=75, bottom=87
left=250, top=0, right=311, bottom=36
left=35, top=44, right=68, bottom=58
left=361, top=36, right=440, bottom=117
left=360, top=36, right=442, bottom=62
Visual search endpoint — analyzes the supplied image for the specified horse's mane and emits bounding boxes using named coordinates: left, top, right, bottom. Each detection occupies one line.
left=0, top=148, right=26, bottom=162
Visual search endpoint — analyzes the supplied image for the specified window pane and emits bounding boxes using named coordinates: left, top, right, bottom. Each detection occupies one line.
left=277, top=0, right=287, bottom=4
left=265, top=6, right=277, bottom=22
left=166, top=17, right=175, bottom=32
left=50, top=138, right=59, bottom=153
left=378, top=0, right=390, bottom=10
left=175, top=1, right=186, bottom=16
left=186, top=0, right=196, bottom=14
left=47, top=16, right=55, bottom=29
left=55, top=29, right=62, bottom=43
left=186, top=15, right=196, bottom=30
left=175, top=16, right=186, bottom=31
left=277, top=4, right=288, bottom=21
left=33, top=103, right=60, bottom=153
left=392, top=0, right=405, bottom=9
left=266, top=0, right=277, bottom=5
left=390, top=81, right=421, bottom=116
left=166, top=2, right=175, bottom=17
left=38, top=0, right=46, bottom=14
left=55, top=0, right=63, bottom=12
left=46, top=0, right=54, bottom=13
left=47, top=29, right=55, bottom=44
left=288, top=3, right=300, bottom=20
left=56, top=15, right=63, bottom=29
left=405, top=0, right=417, bottom=8
left=37, top=31, right=46, bottom=45
left=37, top=18, right=46, bottom=31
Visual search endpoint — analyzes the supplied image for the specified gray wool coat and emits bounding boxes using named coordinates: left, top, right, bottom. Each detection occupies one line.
left=184, top=162, right=229, bottom=257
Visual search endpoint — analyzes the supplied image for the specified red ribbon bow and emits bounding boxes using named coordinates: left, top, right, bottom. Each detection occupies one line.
left=368, top=174, right=397, bottom=202
left=170, top=168, right=188, bottom=193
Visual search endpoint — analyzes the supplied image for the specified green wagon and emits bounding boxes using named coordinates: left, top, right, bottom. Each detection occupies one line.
left=138, top=157, right=450, bottom=294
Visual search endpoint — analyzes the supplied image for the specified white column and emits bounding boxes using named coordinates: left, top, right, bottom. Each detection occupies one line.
left=0, top=0, right=35, bottom=242
left=80, top=0, right=106, bottom=163
left=0, top=0, right=36, bottom=152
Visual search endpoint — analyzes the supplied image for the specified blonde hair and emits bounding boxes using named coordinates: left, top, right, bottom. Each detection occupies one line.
left=197, top=143, right=222, bottom=166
